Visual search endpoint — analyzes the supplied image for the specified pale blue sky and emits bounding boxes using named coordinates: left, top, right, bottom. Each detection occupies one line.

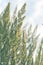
left=0, top=0, right=43, bottom=37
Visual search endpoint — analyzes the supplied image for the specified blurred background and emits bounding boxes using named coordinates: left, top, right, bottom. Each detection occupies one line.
left=0, top=0, right=43, bottom=38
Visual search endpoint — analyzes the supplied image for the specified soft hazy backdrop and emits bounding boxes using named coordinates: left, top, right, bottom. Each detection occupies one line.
left=0, top=0, right=43, bottom=37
